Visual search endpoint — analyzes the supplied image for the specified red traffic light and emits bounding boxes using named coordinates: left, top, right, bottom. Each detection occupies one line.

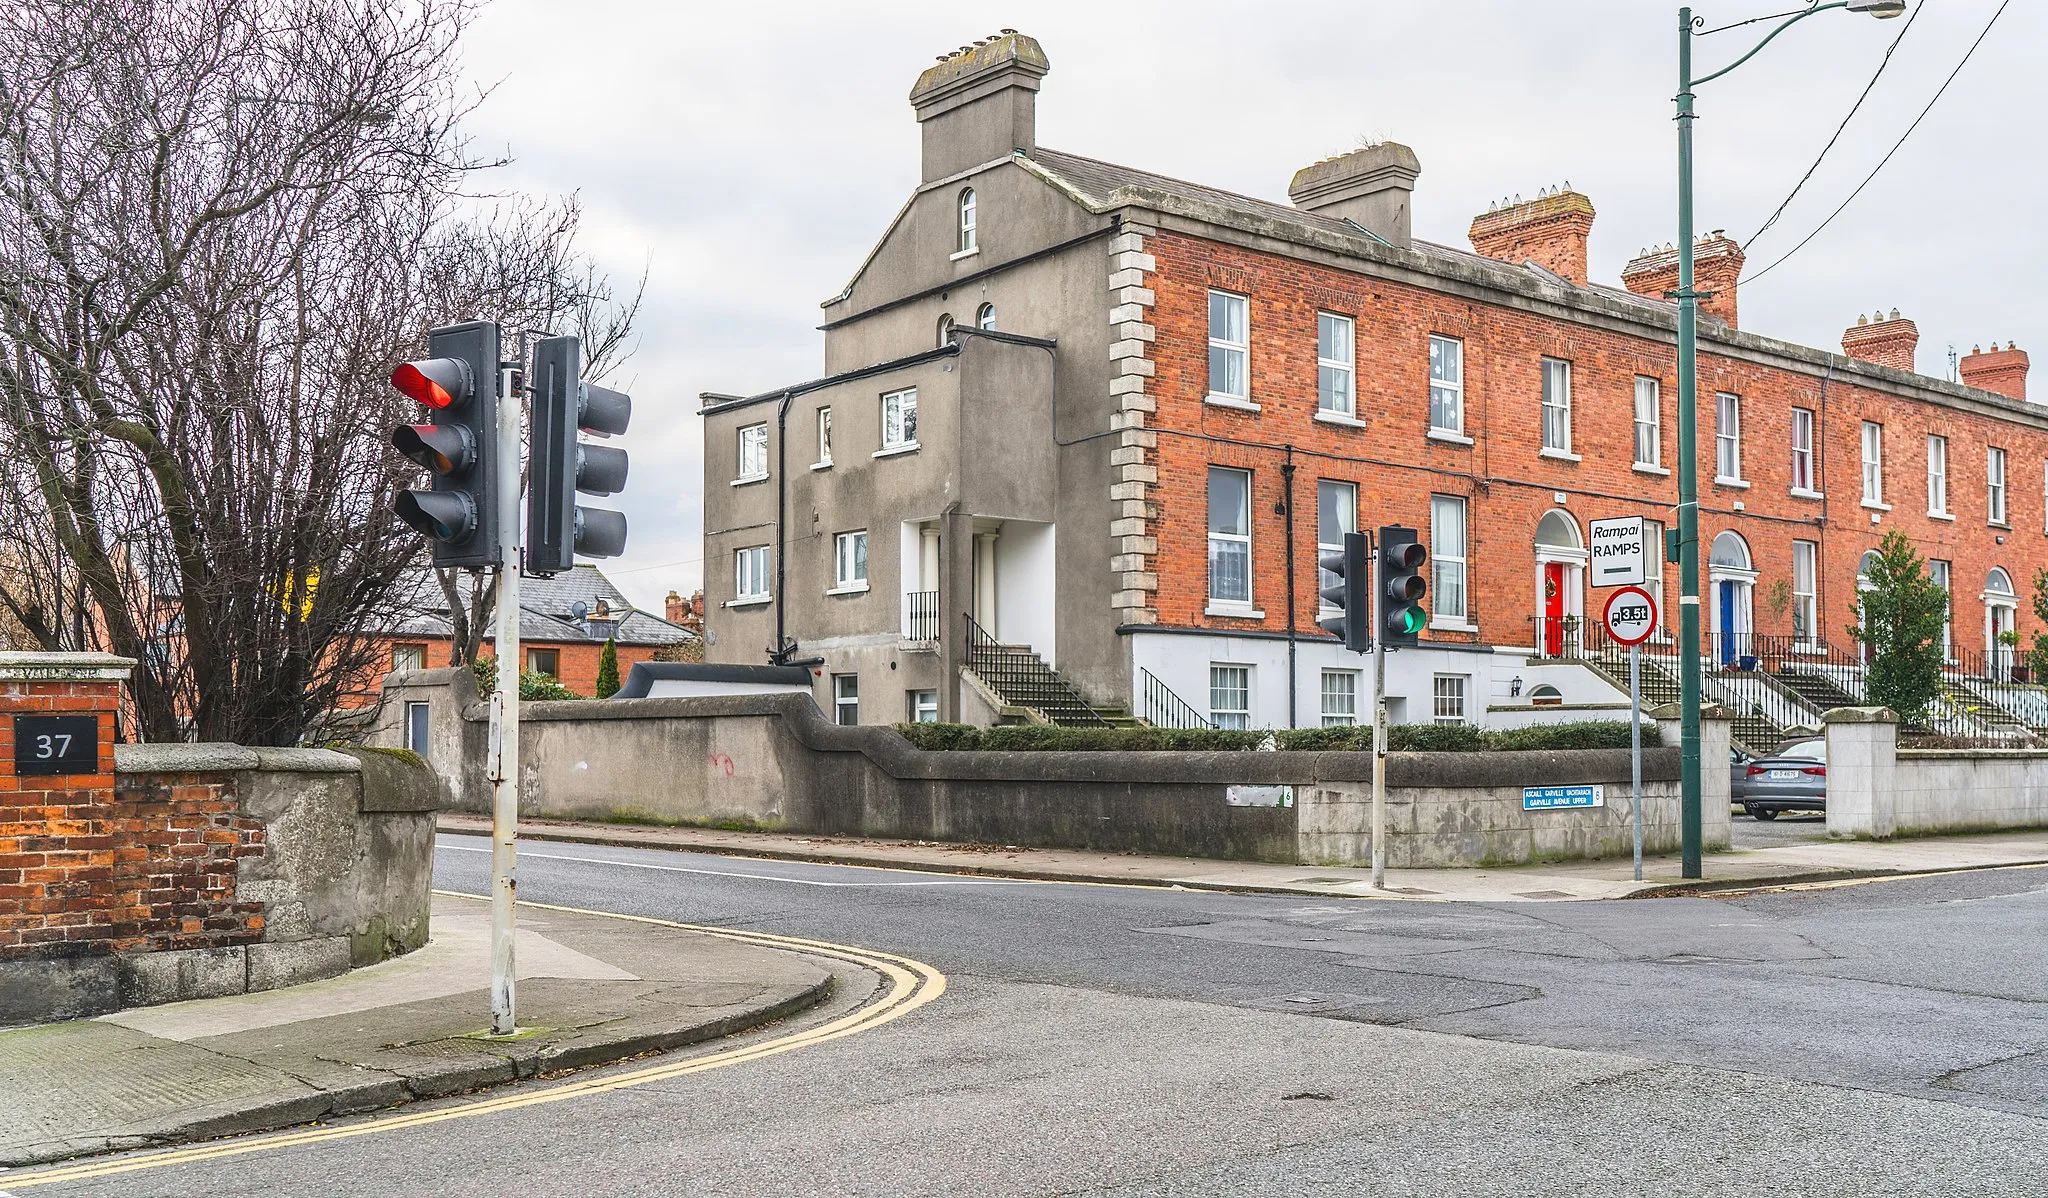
left=391, top=357, right=472, bottom=410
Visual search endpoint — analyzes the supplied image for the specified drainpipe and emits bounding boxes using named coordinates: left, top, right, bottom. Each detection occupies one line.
left=771, top=388, right=795, bottom=664
left=1282, top=449, right=1298, bottom=729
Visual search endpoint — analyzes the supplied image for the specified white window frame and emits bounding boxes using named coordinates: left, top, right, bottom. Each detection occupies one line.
left=831, top=530, right=869, bottom=593
left=733, top=545, right=771, bottom=605
left=1715, top=392, right=1743, bottom=483
left=1861, top=421, right=1885, bottom=508
left=1431, top=674, right=1469, bottom=726
left=910, top=690, right=939, bottom=723
left=1429, top=335, right=1465, bottom=435
left=1319, top=670, right=1358, bottom=728
left=956, top=187, right=976, bottom=255
left=1316, top=479, right=1356, bottom=616
left=1207, top=290, right=1251, bottom=405
left=392, top=643, right=425, bottom=673
left=1633, top=376, right=1661, bottom=468
left=1988, top=446, right=2008, bottom=525
left=1540, top=357, right=1573, bottom=456
left=404, top=700, right=431, bottom=757
left=936, top=314, right=954, bottom=347
left=879, top=387, right=918, bottom=453
left=1430, top=494, right=1469, bottom=627
left=1926, top=434, right=1948, bottom=515
left=833, top=674, right=860, bottom=726
left=1207, top=466, right=1254, bottom=612
left=1209, top=664, right=1250, bottom=730
left=736, top=423, right=768, bottom=483
left=1792, top=539, right=1818, bottom=649
left=1929, top=558, right=1953, bottom=660
left=1316, top=311, right=1355, bottom=419
left=1645, top=519, right=1667, bottom=635
left=1790, top=407, right=1816, bottom=494
left=814, top=406, right=833, bottom=469
left=976, top=302, right=996, bottom=331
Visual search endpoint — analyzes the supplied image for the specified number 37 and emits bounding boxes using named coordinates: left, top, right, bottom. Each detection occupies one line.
left=33, top=733, right=72, bottom=759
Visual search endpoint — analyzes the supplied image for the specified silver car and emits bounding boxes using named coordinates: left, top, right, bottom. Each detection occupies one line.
left=1731, top=736, right=1827, bottom=820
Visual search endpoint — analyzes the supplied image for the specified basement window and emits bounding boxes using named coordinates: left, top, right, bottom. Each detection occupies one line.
left=1209, top=665, right=1250, bottom=730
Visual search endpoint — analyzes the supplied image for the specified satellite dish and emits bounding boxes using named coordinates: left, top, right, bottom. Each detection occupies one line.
left=570, top=601, right=589, bottom=621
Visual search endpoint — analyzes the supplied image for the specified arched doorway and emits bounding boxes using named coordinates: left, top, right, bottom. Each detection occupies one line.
left=1534, top=510, right=1584, bottom=656
left=1985, top=567, right=2018, bottom=675
left=1709, top=531, right=1755, bottom=666
left=1856, top=551, right=1882, bottom=665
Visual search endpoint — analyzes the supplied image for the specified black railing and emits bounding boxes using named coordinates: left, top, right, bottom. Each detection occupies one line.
left=902, top=590, right=940, bottom=643
left=1140, top=668, right=1213, bottom=729
left=964, top=613, right=1110, bottom=727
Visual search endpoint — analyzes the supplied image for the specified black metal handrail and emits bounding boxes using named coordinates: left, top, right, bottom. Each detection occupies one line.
left=903, top=590, right=940, bottom=643
left=964, top=613, right=1110, bottom=727
left=1140, top=667, right=1213, bottom=729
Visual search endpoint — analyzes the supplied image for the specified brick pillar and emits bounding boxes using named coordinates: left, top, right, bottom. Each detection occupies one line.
left=0, top=652, right=134, bottom=960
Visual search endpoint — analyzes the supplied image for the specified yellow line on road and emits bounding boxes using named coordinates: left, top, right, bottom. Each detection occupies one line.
left=3, top=895, right=945, bottom=1190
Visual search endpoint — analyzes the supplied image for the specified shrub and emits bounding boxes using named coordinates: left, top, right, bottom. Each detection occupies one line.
left=891, top=720, right=1635, bottom=753
left=1479, top=720, right=1636, bottom=752
left=471, top=656, right=584, bottom=702
left=595, top=637, right=621, bottom=698
left=1272, top=726, right=1374, bottom=751
left=1848, top=531, right=1947, bottom=727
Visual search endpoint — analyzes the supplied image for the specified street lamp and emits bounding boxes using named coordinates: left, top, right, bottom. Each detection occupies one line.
left=1674, top=0, right=1904, bottom=879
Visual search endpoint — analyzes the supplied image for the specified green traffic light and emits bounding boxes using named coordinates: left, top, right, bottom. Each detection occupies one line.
left=1396, top=607, right=1426, bottom=635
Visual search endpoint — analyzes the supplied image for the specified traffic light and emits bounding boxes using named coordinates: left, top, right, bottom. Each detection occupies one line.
left=1377, top=524, right=1429, bottom=648
left=525, top=334, right=631, bottom=576
left=1317, top=530, right=1370, bottom=653
left=391, top=321, right=501, bottom=569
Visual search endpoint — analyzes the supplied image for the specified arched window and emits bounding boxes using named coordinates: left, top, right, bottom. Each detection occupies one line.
left=936, top=314, right=954, bottom=347
left=976, top=302, right=996, bottom=331
left=1987, top=567, right=2016, bottom=598
left=1709, top=530, right=1752, bottom=571
left=1857, top=550, right=1883, bottom=588
left=1535, top=510, right=1581, bottom=550
left=957, top=188, right=977, bottom=253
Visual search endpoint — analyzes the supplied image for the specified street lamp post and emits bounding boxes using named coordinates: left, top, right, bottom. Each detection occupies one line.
left=1673, top=0, right=1903, bottom=879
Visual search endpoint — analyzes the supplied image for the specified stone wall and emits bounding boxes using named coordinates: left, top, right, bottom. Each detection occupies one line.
left=1825, top=707, right=2048, bottom=837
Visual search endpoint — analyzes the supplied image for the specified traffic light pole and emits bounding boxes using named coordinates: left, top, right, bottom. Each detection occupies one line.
left=1370, top=530, right=1387, bottom=891
left=486, top=361, right=522, bottom=1036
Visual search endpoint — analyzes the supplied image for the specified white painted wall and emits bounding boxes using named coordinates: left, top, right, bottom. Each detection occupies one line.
left=996, top=521, right=1055, bottom=666
left=644, top=679, right=816, bottom=700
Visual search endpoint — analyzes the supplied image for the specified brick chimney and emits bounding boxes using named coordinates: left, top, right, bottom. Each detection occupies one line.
left=666, top=589, right=705, bottom=636
left=1960, top=342, right=2029, bottom=401
left=1621, top=233, right=1745, bottom=329
left=665, top=590, right=685, bottom=624
left=1288, top=142, right=1422, bottom=249
left=910, top=30, right=1049, bottom=184
left=1842, top=310, right=1919, bottom=372
left=1468, top=186, right=1595, bottom=286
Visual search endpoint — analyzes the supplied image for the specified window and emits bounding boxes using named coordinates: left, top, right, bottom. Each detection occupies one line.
left=1790, top=407, right=1815, bottom=492
left=737, top=423, right=768, bottom=482
left=1429, top=335, right=1464, bottom=433
left=1926, top=435, right=1947, bottom=514
left=957, top=187, right=976, bottom=253
left=1540, top=357, right=1571, bottom=453
left=1929, top=558, right=1952, bottom=659
left=404, top=701, right=431, bottom=758
left=1861, top=422, right=1883, bottom=505
left=392, top=643, right=425, bottom=673
left=833, top=674, right=860, bottom=726
left=832, top=531, right=868, bottom=590
left=526, top=648, right=559, bottom=678
left=881, top=387, right=918, bottom=450
left=1207, top=467, right=1252, bottom=608
left=1634, top=377, right=1660, bottom=467
left=909, top=690, right=938, bottom=723
left=1320, top=671, right=1358, bottom=727
left=936, top=314, right=954, bottom=347
left=976, top=302, right=996, bottom=331
left=1316, top=479, right=1356, bottom=612
left=1645, top=519, right=1666, bottom=631
left=735, top=545, right=771, bottom=602
left=1207, top=290, right=1248, bottom=402
left=1431, top=494, right=1468, bottom=623
left=1209, top=665, right=1250, bottom=730
left=1317, top=312, right=1354, bottom=418
left=1715, top=392, right=1741, bottom=481
left=1989, top=447, right=2008, bottom=525
left=815, top=407, right=832, bottom=467
left=1432, top=675, right=1468, bottom=725
left=1792, top=540, right=1817, bottom=646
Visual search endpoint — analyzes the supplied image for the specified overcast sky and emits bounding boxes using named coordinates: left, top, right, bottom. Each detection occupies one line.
left=454, top=0, right=2040, bottom=612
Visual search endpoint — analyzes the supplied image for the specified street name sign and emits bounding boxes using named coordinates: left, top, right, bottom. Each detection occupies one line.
left=1589, top=516, right=1647, bottom=587
left=1523, top=784, right=1604, bottom=811
left=1602, top=585, right=1659, bottom=647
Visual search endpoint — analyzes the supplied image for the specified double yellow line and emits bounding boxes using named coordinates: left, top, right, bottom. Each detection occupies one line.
left=3, top=897, right=946, bottom=1191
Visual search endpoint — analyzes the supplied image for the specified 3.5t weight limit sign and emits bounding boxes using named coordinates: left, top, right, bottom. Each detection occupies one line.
left=1602, top=585, right=1659, bottom=647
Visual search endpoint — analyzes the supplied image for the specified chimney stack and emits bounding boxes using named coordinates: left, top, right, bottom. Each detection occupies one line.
left=1288, top=143, right=1422, bottom=249
left=1467, top=186, right=1595, bottom=286
left=665, top=590, right=685, bottom=624
left=1621, top=233, right=1745, bottom=329
left=1842, top=309, right=1919, bottom=373
left=1960, top=341, right=2029, bottom=401
left=909, top=31, right=1049, bottom=183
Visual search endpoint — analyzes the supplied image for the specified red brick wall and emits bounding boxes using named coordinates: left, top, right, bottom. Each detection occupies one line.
left=1135, top=229, right=2048, bottom=656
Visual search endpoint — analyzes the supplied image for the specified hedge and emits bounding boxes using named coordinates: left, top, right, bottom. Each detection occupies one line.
left=889, top=720, right=1636, bottom=753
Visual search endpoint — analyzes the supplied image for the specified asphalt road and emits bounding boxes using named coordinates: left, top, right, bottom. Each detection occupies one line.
left=28, top=835, right=2048, bottom=1196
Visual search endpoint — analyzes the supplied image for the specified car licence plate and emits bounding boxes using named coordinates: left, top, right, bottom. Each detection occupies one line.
left=1768, top=769, right=1800, bottom=780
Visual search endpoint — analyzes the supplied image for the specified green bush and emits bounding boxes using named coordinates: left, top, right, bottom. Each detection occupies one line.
left=471, top=656, right=585, bottom=702
left=594, top=637, right=621, bottom=698
left=1480, top=720, right=1636, bottom=751
left=1271, top=726, right=1373, bottom=751
left=1389, top=723, right=1486, bottom=752
left=891, top=720, right=1635, bottom=753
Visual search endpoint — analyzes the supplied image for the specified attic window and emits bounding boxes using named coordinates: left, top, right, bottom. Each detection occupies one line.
left=957, top=187, right=977, bottom=254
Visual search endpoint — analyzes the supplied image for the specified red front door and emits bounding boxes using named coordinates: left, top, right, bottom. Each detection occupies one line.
left=1543, top=563, right=1566, bottom=655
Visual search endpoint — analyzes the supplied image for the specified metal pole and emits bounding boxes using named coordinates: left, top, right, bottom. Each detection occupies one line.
left=1676, top=7, right=1704, bottom=879
left=1371, top=534, right=1388, bottom=890
left=1630, top=643, right=1644, bottom=883
left=487, top=357, right=521, bottom=1035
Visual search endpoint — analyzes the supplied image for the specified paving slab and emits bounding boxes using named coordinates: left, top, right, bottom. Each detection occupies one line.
left=0, top=894, right=832, bottom=1167
left=438, top=813, right=2048, bottom=902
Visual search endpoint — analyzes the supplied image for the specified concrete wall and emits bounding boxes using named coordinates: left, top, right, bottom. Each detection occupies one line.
left=1825, top=707, right=2048, bottom=837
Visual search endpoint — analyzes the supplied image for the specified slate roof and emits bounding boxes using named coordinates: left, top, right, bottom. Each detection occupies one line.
left=381, top=564, right=695, bottom=647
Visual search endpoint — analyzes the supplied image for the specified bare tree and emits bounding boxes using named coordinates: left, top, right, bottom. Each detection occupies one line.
left=0, top=0, right=638, bottom=743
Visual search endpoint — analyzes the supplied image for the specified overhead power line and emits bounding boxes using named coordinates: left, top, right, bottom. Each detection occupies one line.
left=1744, top=0, right=2012, bottom=285
left=1746, top=0, right=1925, bottom=248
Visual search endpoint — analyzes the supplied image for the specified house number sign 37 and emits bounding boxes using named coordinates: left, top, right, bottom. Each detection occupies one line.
left=13, top=714, right=99, bottom=777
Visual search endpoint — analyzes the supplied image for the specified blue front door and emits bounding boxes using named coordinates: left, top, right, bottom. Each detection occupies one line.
left=1719, top=581, right=1737, bottom=664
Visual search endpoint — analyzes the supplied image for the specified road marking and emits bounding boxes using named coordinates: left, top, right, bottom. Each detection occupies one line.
left=1, top=896, right=945, bottom=1190
left=1709, top=860, right=2048, bottom=896
left=437, top=841, right=1039, bottom=888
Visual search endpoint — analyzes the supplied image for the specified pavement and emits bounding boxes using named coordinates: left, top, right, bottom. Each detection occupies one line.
left=0, top=893, right=833, bottom=1167
left=438, top=811, right=2048, bottom=902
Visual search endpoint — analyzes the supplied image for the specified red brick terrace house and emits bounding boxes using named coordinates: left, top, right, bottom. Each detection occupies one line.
left=699, top=31, right=2037, bottom=746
